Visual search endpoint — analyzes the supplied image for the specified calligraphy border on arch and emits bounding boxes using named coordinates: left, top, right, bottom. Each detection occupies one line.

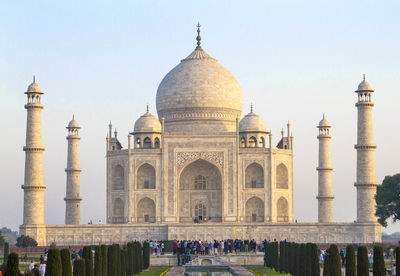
left=176, top=151, right=224, bottom=171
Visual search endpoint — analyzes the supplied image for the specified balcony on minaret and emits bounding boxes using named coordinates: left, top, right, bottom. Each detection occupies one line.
left=25, top=76, right=44, bottom=109
left=355, top=74, right=374, bottom=106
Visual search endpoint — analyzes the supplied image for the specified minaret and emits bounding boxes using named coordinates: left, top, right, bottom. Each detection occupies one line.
left=354, top=75, right=378, bottom=222
left=64, top=116, right=82, bottom=224
left=22, top=76, right=46, bottom=225
left=316, top=115, right=334, bottom=222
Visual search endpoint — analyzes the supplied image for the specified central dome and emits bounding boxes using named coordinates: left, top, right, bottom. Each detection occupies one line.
left=156, top=30, right=243, bottom=132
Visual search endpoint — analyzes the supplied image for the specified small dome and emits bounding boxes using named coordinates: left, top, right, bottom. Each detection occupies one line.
left=67, top=118, right=80, bottom=128
left=239, top=110, right=266, bottom=132
left=27, top=76, right=42, bottom=93
left=134, top=110, right=161, bottom=133
left=318, top=115, right=330, bottom=127
left=356, top=74, right=373, bottom=91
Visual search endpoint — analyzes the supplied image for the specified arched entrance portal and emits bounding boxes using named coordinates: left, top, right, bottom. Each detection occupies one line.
left=179, top=159, right=222, bottom=222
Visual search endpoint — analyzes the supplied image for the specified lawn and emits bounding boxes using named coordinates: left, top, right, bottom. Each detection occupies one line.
left=138, top=267, right=169, bottom=276
left=246, top=267, right=291, bottom=275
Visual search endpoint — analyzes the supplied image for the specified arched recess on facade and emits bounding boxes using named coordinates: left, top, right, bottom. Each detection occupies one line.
left=112, top=165, right=124, bottom=190
left=113, top=198, right=124, bottom=222
left=137, top=197, right=156, bottom=223
left=137, top=163, right=156, bottom=189
left=276, top=163, right=288, bottom=189
left=248, top=136, right=257, bottom=147
left=245, top=196, right=264, bottom=222
left=277, top=197, right=288, bottom=222
left=154, top=137, right=160, bottom=148
left=240, top=137, right=246, bottom=148
left=143, top=137, right=151, bottom=148
left=179, top=159, right=222, bottom=223
left=245, top=162, right=264, bottom=188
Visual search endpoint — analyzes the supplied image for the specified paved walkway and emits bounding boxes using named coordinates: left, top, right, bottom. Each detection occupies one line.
left=165, top=265, right=254, bottom=276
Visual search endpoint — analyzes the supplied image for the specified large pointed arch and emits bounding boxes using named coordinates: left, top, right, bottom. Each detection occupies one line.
left=137, top=163, right=156, bottom=189
left=137, top=197, right=156, bottom=223
left=277, top=197, right=288, bottom=222
left=179, top=159, right=222, bottom=222
left=245, top=196, right=264, bottom=222
left=245, top=162, right=264, bottom=188
left=276, top=163, right=288, bottom=189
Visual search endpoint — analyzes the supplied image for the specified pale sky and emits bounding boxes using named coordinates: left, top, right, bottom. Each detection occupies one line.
left=1, top=0, right=400, bottom=234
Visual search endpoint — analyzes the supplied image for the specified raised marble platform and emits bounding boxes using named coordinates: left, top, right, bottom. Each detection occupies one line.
left=20, top=222, right=381, bottom=246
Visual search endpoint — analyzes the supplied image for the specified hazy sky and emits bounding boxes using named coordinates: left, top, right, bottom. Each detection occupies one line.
left=1, top=0, right=400, bottom=234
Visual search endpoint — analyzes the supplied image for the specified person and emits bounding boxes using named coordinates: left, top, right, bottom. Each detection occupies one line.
left=39, top=261, right=46, bottom=276
left=29, top=259, right=35, bottom=271
left=186, top=249, right=191, bottom=263
left=392, top=263, right=396, bottom=275
left=32, top=264, right=40, bottom=276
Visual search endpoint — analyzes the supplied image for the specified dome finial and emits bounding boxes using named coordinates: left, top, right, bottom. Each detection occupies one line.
left=146, top=104, right=149, bottom=113
left=363, top=74, right=365, bottom=81
left=73, top=114, right=75, bottom=120
left=196, top=22, right=202, bottom=49
left=33, top=75, right=36, bottom=83
left=250, top=103, right=253, bottom=113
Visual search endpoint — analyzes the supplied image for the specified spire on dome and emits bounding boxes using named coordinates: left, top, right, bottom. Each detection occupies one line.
left=146, top=104, right=149, bottom=113
left=33, top=75, right=36, bottom=83
left=196, top=22, right=202, bottom=49
left=363, top=74, right=365, bottom=81
left=250, top=103, right=253, bottom=113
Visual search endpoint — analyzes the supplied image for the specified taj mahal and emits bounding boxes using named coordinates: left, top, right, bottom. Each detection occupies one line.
left=19, top=26, right=381, bottom=246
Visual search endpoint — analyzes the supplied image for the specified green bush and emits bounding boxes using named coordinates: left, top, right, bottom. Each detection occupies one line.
left=322, top=250, right=329, bottom=276
left=279, top=242, right=284, bottom=273
left=294, top=243, right=300, bottom=276
left=345, top=244, right=356, bottom=276
left=299, top=243, right=307, bottom=276
left=94, top=246, right=102, bottom=276
left=142, top=241, right=150, bottom=270
left=61, top=248, right=73, bottom=276
left=328, top=244, right=341, bottom=276
left=6, top=252, right=19, bottom=276
left=100, top=245, right=107, bottom=276
left=273, top=242, right=279, bottom=271
left=73, top=259, right=86, bottom=276
left=108, top=244, right=121, bottom=276
left=305, top=243, right=312, bottom=276
left=136, top=242, right=143, bottom=273
left=396, top=247, right=400, bottom=276
left=3, top=242, right=9, bottom=264
left=120, top=249, right=126, bottom=276
left=309, top=243, right=320, bottom=276
left=45, top=248, right=62, bottom=276
left=373, top=246, right=385, bottom=276
left=127, top=242, right=134, bottom=276
left=357, top=246, right=369, bottom=276
left=82, top=246, right=94, bottom=276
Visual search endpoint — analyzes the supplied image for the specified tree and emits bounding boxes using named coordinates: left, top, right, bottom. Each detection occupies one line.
left=373, top=246, right=385, bottom=276
left=61, top=249, right=72, bottom=276
left=6, top=252, right=19, bottom=276
left=127, top=242, right=134, bottom=276
left=73, top=259, right=86, bottom=276
left=323, top=249, right=330, bottom=276
left=16, top=235, right=37, bottom=248
left=0, top=231, right=5, bottom=247
left=299, top=243, right=307, bottom=276
left=143, top=241, right=150, bottom=269
left=46, top=248, right=62, bottom=276
left=273, top=242, right=279, bottom=271
left=345, top=244, right=356, bottom=276
left=3, top=242, right=9, bottom=264
left=376, top=173, right=400, bottom=226
left=101, top=245, right=107, bottom=276
left=305, top=243, right=312, bottom=276
left=328, top=244, right=341, bottom=276
left=279, top=242, right=285, bottom=273
left=294, top=243, right=300, bottom=276
left=94, top=246, right=102, bottom=276
left=309, top=243, right=320, bottom=276
left=357, top=246, right=369, bottom=276
left=136, top=242, right=143, bottom=273
left=120, top=249, right=126, bottom=276
left=82, top=246, right=94, bottom=276
left=108, top=244, right=120, bottom=276
left=396, top=247, right=400, bottom=276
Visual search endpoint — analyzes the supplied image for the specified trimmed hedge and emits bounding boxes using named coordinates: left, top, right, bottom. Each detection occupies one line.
left=45, top=248, right=62, bottom=276
left=82, top=246, right=94, bottom=276
left=73, top=259, right=86, bottom=276
left=142, top=241, right=150, bottom=270
left=61, top=248, right=73, bottom=276
left=6, top=252, right=19, bottom=276
left=373, top=246, right=385, bottom=276
left=322, top=249, right=330, bottom=276
left=101, top=245, right=107, bottom=276
left=396, top=247, right=400, bottom=276
left=309, top=243, right=320, bottom=276
left=94, top=246, right=102, bottom=276
left=357, top=246, right=369, bottom=276
left=345, top=244, right=356, bottom=276
left=328, top=244, right=341, bottom=276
